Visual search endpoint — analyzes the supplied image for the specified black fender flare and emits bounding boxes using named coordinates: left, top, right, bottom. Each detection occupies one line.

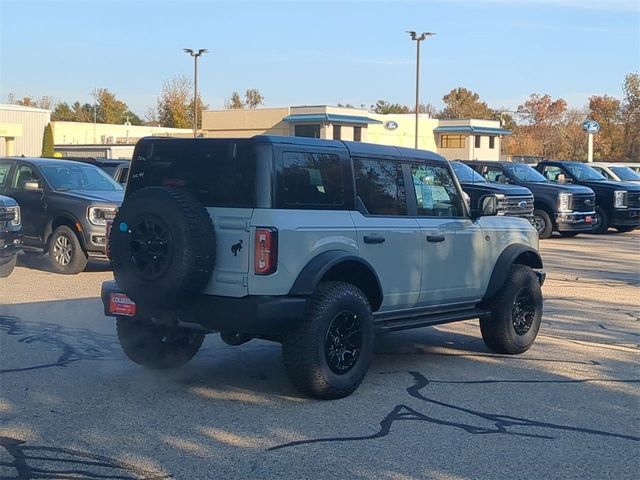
left=483, top=244, right=543, bottom=300
left=289, top=250, right=383, bottom=310
left=45, top=212, right=86, bottom=250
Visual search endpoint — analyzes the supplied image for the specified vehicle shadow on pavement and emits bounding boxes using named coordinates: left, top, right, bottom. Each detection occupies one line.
left=17, top=252, right=111, bottom=274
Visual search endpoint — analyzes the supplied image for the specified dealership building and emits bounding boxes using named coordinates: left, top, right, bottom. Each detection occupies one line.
left=202, top=105, right=511, bottom=161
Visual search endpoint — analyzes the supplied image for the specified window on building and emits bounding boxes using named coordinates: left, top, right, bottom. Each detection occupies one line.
left=353, top=126, right=362, bottom=142
left=294, top=124, right=321, bottom=138
left=353, top=158, right=407, bottom=215
left=277, top=152, right=344, bottom=208
left=410, top=164, right=464, bottom=217
left=440, top=135, right=465, bottom=149
left=474, top=135, right=481, bottom=149
left=333, top=125, right=342, bottom=140
left=489, top=136, right=496, bottom=149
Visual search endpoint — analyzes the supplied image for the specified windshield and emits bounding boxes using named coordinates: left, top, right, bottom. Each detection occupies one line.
left=564, top=163, right=607, bottom=181
left=610, top=166, right=640, bottom=181
left=450, top=162, right=487, bottom=183
left=502, top=163, right=548, bottom=182
left=40, top=164, right=124, bottom=191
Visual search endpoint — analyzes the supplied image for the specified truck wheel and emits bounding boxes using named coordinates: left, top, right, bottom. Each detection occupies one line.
left=47, top=225, right=88, bottom=274
left=480, top=264, right=542, bottom=354
left=0, top=255, right=17, bottom=278
left=531, top=209, right=553, bottom=239
left=592, top=206, right=609, bottom=234
left=614, top=226, right=636, bottom=233
left=116, top=317, right=204, bottom=369
left=282, top=282, right=374, bottom=400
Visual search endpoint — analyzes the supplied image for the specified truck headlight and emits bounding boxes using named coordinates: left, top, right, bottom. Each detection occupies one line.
left=88, top=206, right=118, bottom=226
left=614, top=190, right=627, bottom=209
left=494, top=194, right=506, bottom=215
left=558, top=193, right=572, bottom=213
left=5, top=206, right=21, bottom=227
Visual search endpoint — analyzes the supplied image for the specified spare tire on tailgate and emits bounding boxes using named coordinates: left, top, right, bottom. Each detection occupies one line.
left=109, top=187, right=216, bottom=307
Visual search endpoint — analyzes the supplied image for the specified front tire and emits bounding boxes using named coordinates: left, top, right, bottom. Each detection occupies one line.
left=531, top=209, right=553, bottom=239
left=480, top=265, right=543, bottom=354
left=47, top=225, right=88, bottom=274
left=0, top=255, right=17, bottom=278
left=116, top=317, right=204, bottom=369
left=282, top=282, right=374, bottom=400
left=592, top=206, right=609, bottom=234
left=614, top=226, right=636, bottom=233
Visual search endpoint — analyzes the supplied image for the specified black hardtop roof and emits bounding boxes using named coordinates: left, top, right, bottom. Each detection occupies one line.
left=138, top=135, right=448, bottom=164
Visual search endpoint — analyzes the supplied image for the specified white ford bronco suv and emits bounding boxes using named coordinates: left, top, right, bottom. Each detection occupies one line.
left=102, top=136, right=545, bottom=399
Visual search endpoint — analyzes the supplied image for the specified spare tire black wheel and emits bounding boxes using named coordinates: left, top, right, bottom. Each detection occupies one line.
left=109, top=187, right=216, bottom=307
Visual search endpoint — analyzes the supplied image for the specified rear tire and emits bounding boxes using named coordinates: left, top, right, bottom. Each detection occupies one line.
left=116, top=316, right=204, bottom=369
left=47, top=225, right=88, bottom=274
left=592, top=206, right=609, bottom=234
left=282, top=282, right=374, bottom=400
left=480, top=265, right=543, bottom=354
left=0, top=255, right=17, bottom=278
left=531, top=209, right=553, bottom=239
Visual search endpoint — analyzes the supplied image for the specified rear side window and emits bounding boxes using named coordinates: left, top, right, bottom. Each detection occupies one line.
left=129, top=140, right=256, bottom=207
left=277, top=152, right=344, bottom=209
left=353, top=158, right=407, bottom=216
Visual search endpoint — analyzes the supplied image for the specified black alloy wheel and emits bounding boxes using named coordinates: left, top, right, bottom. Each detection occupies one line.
left=324, top=311, right=362, bottom=375
left=512, top=288, right=536, bottom=336
left=128, top=214, right=173, bottom=281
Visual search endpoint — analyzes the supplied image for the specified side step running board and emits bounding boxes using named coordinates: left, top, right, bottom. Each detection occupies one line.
left=374, top=308, right=490, bottom=334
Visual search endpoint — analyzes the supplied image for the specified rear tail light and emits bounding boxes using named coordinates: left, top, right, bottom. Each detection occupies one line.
left=255, top=228, right=277, bottom=275
left=105, top=220, right=113, bottom=259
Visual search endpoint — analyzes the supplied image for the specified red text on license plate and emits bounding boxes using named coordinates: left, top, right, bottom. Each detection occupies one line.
left=585, top=216, right=592, bottom=223
left=110, top=293, right=136, bottom=316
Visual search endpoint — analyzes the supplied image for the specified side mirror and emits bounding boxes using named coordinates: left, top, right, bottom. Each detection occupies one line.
left=471, top=194, right=499, bottom=220
left=24, top=180, right=42, bottom=191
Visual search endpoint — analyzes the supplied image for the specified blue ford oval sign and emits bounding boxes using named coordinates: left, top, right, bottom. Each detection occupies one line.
left=384, top=120, right=399, bottom=130
left=582, top=120, right=600, bottom=134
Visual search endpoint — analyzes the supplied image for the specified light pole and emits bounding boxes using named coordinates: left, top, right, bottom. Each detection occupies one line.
left=407, top=31, right=435, bottom=149
left=183, top=48, right=208, bottom=138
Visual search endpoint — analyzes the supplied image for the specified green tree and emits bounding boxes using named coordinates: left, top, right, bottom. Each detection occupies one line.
left=371, top=100, right=410, bottom=114
left=225, top=92, right=245, bottom=109
left=92, top=88, right=130, bottom=124
left=439, top=88, right=494, bottom=120
left=52, top=102, right=75, bottom=121
left=41, top=123, right=54, bottom=157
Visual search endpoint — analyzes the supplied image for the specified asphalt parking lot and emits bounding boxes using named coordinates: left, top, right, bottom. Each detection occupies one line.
left=1, top=232, right=638, bottom=480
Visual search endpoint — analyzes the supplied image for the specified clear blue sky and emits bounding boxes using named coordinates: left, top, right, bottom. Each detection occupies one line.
left=1, top=0, right=638, bottom=117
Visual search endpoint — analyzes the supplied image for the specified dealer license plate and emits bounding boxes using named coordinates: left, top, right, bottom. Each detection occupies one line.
left=110, top=293, right=136, bottom=316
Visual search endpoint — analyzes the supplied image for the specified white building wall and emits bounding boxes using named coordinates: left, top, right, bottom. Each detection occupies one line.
left=0, top=104, right=51, bottom=156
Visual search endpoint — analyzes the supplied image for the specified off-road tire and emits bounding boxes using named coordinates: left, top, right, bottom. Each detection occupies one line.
left=0, top=255, right=17, bottom=278
left=532, top=209, right=553, bottom=239
left=480, top=264, right=543, bottom=354
left=47, top=225, right=88, bottom=274
left=282, top=282, right=374, bottom=400
left=116, top=316, right=204, bottom=369
left=614, top=226, right=636, bottom=233
left=592, top=206, right=609, bottom=234
left=110, top=187, right=216, bottom=307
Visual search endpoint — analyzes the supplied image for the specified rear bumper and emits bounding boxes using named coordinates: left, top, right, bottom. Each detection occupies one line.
left=101, top=280, right=308, bottom=335
left=555, top=211, right=595, bottom=232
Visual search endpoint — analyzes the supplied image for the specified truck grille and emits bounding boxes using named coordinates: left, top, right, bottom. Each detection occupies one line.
left=627, top=191, right=640, bottom=208
left=572, top=193, right=596, bottom=212
left=500, top=195, right=534, bottom=216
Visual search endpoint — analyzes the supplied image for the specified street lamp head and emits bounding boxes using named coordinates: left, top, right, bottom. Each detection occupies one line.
left=407, top=31, right=436, bottom=41
left=197, top=48, right=208, bottom=55
left=184, top=48, right=208, bottom=57
left=183, top=48, right=194, bottom=55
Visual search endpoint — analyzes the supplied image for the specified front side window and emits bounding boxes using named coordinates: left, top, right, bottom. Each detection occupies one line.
left=563, top=163, right=606, bottom=181
left=12, top=165, right=43, bottom=190
left=484, top=166, right=506, bottom=183
left=354, top=158, right=406, bottom=215
left=542, top=165, right=564, bottom=182
left=440, top=135, right=465, bottom=149
left=278, top=152, right=344, bottom=208
left=411, top=164, right=464, bottom=217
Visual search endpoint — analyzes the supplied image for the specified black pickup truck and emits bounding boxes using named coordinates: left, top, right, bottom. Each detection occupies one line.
left=0, top=157, right=123, bottom=274
left=0, top=194, right=22, bottom=277
left=464, top=161, right=596, bottom=239
left=450, top=161, right=534, bottom=220
left=63, top=158, right=130, bottom=186
left=536, top=161, right=640, bottom=233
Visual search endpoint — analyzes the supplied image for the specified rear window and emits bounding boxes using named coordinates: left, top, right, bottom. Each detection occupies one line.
left=276, top=151, right=344, bottom=209
left=129, top=140, right=256, bottom=207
